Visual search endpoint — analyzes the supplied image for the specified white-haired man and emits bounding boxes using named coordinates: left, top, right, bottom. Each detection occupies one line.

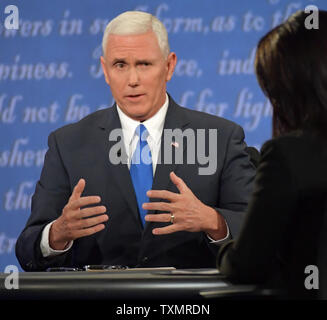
left=16, top=11, right=255, bottom=270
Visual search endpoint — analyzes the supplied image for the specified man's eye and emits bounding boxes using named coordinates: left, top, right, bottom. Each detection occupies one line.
left=115, top=63, right=125, bottom=69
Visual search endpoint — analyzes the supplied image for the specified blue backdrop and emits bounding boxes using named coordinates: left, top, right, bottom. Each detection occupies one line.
left=1, top=0, right=326, bottom=271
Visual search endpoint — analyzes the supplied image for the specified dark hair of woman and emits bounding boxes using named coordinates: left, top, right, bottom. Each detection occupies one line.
left=216, top=10, right=327, bottom=300
left=255, top=10, right=327, bottom=138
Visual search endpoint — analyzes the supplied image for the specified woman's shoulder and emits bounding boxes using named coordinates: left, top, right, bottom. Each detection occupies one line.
left=261, top=130, right=326, bottom=156
left=260, top=131, right=327, bottom=184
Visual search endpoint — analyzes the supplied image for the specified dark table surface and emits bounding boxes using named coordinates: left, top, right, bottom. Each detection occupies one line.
left=0, top=268, right=262, bottom=300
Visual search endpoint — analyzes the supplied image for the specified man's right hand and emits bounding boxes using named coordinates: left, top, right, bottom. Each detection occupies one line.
left=49, top=178, right=108, bottom=250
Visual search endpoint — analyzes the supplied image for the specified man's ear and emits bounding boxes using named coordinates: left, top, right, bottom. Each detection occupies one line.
left=166, top=52, right=177, bottom=82
left=100, top=56, right=110, bottom=85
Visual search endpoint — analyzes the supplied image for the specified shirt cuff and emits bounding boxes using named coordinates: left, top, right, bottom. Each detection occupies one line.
left=40, top=221, right=73, bottom=257
left=206, top=222, right=230, bottom=245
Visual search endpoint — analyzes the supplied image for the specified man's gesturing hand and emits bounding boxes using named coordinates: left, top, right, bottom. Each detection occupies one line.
left=49, top=178, right=108, bottom=250
left=143, top=172, right=227, bottom=240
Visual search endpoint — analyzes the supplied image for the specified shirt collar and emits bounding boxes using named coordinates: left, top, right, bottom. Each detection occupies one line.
left=116, top=94, right=169, bottom=146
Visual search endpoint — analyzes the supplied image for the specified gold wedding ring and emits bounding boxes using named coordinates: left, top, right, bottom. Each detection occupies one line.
left=170, top=214, right=175, bottom=224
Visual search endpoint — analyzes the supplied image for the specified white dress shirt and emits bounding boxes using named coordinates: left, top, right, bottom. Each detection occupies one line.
left=40, top=94, right=228, bottom=258
left=117, top=94, right=169, bottom=175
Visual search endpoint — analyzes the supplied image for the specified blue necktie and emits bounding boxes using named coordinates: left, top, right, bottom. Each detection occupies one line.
left=130, top=124, right=153, bottom=226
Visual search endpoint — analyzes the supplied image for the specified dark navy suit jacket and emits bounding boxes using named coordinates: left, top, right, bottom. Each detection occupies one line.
left=16, top=96, right=256, bottom=271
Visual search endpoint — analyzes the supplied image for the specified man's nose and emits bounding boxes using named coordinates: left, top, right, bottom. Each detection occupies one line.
left=128, top=68, right=140, bottom=87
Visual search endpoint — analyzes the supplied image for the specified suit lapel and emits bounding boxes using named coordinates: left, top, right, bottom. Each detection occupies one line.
left=152, top=98, right=190, bottom=192
left=97, top=105, right=141, bottom=227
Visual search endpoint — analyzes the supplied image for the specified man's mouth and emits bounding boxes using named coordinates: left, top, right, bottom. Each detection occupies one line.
left=125, top=94, right=145, bottom=101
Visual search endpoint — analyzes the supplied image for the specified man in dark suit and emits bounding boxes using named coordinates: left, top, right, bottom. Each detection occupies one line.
left=15, top=11, right=255, bottom=271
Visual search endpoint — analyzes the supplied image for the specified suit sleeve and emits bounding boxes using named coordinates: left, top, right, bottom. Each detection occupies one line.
left=216, top=124, right=256, bottom=237
left=15, top=131, right=73, bottom=271
left=203, top=124, right=256, bottom=257
left=217, top=140, right=298, bottom=284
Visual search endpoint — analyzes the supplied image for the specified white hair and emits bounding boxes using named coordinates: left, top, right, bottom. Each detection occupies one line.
left=102, top=11, right=170, bottom=58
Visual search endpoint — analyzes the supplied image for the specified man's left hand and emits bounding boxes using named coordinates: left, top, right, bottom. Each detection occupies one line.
left=143, top=172, right=227, bottom=240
